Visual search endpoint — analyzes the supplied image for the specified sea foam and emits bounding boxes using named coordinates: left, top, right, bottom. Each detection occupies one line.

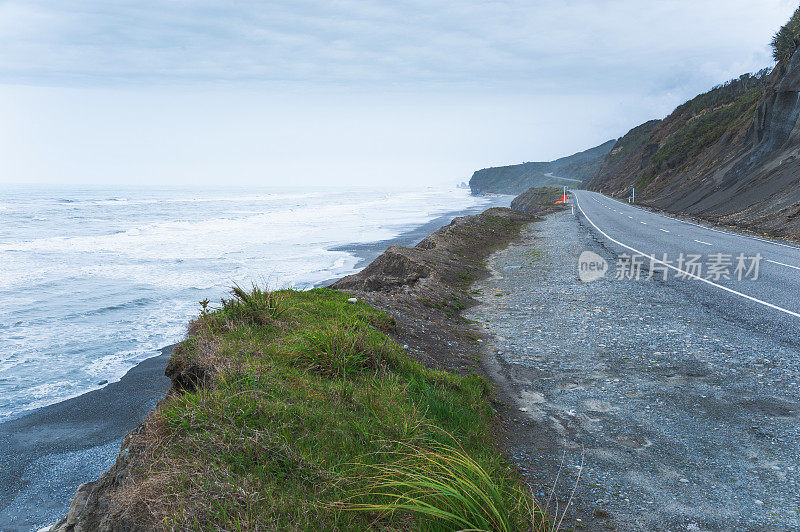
left=0, top=185, right=490, bottom=420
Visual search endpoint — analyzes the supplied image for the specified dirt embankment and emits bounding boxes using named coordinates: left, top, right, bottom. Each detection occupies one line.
left=330, top=207, right=539, bottom=373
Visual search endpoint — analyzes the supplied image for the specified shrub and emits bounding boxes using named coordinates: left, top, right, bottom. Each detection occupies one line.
left=219, top=282, right=291, bottom=325
left=772, top=6, right=800, bottom=63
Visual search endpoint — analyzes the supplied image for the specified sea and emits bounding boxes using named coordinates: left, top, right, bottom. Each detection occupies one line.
left=0, top=185, right=494, bottom=422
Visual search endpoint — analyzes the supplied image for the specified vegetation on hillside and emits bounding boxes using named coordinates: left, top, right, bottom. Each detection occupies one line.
left=772, top=5, right=800, bottom=63
left=676, top=71, right=771, bottom=117
left=510, top=187, right=566, bottom=215
left=651, top=87, right=764, bottom=173
left=469, top=140, right=615, bottom=195
left=118, top=286, right=544, bottom=530
left=604, top=120, right=660, bottom=165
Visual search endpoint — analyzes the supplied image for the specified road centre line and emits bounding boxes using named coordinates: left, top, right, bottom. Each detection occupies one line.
left=573, top=193, right=800, bottom=319
left=598, top=193, right=800, bottom=251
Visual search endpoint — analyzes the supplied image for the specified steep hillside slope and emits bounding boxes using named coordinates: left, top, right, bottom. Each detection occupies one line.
left=587, top=42, right=800, bottom=239
left=469, top=139, right=615, bottom=195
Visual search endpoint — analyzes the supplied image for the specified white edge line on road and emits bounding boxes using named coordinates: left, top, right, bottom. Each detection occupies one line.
left=694, top=239, right=712, bottom=246
left=573, top=193, right=800, bottom=319
left=766, top=259, right=800, bottom=271
left=596, top=193, right=800, bottom=251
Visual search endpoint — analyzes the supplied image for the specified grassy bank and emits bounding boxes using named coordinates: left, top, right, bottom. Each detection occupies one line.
left=116, top=286, right=540, bottom=530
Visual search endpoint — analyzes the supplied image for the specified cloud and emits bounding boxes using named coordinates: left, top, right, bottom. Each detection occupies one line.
left=0, top=0, right=795, bottom=94
left=1, top=1, right=798, bottom=186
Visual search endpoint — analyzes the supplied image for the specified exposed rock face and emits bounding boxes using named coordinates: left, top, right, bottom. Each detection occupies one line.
left=333, top=247, right=431, bottom=292
left=469, top=140, right=615, bottom=195
left=49, top=429, right=145, bottom=531
left=587, top=51, right=800, bottom=239
left=332, top=207, right=535, bottom=298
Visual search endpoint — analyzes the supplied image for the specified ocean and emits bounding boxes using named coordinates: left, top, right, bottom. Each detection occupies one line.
left=0, top=185, right=492, bottom=421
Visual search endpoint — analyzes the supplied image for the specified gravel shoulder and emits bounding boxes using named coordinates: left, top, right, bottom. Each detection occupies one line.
left=465, top=210, right=800, bottom=531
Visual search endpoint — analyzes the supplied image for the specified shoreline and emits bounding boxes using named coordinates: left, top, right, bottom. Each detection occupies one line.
left=327, top=194, right=512, bottom=273
left=0, top=194, right=511, bottom=531
left=0, top=346, right=174, bottom=531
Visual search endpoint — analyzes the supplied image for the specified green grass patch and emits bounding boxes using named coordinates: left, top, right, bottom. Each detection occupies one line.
left=421, top=296, right=467, bottom=317
left=127, top=286, right=540, bottom=530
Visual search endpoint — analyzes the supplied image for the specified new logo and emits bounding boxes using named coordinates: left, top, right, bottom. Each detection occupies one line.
left=578, top=251, right=608, bottom=282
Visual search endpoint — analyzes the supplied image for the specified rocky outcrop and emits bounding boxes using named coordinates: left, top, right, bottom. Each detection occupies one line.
left=587, top=50, right=800, bottom=239
left=49, top=429, right=145, bottom=531
left=469, top=140, right=615, bottom=195
left=332, top=247, right=431, bottom=292
left=332, top=207, right=536, bottom=298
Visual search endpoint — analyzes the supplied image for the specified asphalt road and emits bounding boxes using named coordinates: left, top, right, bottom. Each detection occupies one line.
left=573, top=190, right=800, bottom=330
left=467, top=201, right=800, bottom=530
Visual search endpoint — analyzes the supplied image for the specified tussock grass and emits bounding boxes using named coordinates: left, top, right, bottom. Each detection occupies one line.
left=337, top=438, right=546, bottom=532
left=121, top=286, right=540, bottom=530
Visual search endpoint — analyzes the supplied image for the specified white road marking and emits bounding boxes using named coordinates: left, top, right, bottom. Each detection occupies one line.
left=597, top=193, right=800, bottom=251
left=694, top=240, right=712, bottom=246
left=573, top=193, right=800, bottom=319
left=659, top=229, right=670, bottom=233
left=628, top=216, right=633, bottom=219
left=641, top=221, right=647, bottom=225
left=767, top=259, right=800, bottom=271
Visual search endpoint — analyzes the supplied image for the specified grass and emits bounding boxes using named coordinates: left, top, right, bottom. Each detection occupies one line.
left=121, top=286, right=541, bottom=530
left=336, top=438, right=544, bottom=532
left=421, top=296, right=467, bottom=317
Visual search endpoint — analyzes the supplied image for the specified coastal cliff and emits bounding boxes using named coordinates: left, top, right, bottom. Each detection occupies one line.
left=586, top=9, right=800, bottom=239
left=469, top=139, right=615, bottom=195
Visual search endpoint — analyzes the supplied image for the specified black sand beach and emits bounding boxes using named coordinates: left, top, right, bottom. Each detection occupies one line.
left=0, top=347, right=173, bottom=531
left=0, top=195, right=511, bottom=531
left=328, top=194, right=513, bottom=273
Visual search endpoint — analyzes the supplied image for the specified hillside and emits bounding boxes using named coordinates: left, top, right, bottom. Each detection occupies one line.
left=469, top=139, right=615, bottom=195
left=586, top=8, right=800, bottom=239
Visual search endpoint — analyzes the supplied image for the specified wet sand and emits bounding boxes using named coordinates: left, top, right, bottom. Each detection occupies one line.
left=0, top=346, right=173, bottom=531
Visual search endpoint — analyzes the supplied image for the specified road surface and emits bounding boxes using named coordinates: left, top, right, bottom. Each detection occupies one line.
left=466, top=197, right=800, bottom=530
left=573, top=190, right=800, bottom=328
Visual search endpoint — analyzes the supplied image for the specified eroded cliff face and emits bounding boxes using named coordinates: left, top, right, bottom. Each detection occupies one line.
left=588, top=50, right=800, bottom=239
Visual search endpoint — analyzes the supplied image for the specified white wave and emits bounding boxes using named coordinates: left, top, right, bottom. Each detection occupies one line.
left=0, top=186, right=487, bottom=419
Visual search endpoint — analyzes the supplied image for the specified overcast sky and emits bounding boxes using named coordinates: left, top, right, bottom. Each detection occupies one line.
left=1, top=0, right=796, bottom=187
